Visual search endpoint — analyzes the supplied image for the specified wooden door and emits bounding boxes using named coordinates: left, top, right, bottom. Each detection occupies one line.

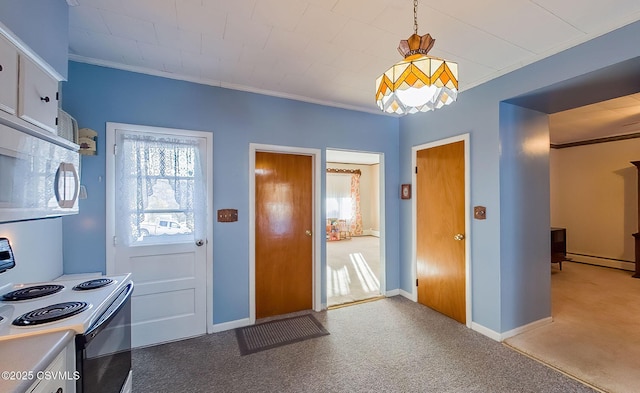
left=255, top=152, right=313, bottom=319
left=416, top=140, right=466, bottom=324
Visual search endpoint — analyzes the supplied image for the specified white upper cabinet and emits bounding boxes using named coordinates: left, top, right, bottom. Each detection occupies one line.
left=0, top=35, right=18, bottom=115
left=18, top=54, right=59, bottom=133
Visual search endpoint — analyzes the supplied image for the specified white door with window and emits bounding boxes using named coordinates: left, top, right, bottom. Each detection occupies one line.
left=106, top=123, right=212, bottom=348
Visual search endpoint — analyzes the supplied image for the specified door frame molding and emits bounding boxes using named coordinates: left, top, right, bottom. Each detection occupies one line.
left=105, top=122, right=215, bottom=334
left=411, top=133, right=471, bottom=328
left=249, top=143, right=322, bottom=324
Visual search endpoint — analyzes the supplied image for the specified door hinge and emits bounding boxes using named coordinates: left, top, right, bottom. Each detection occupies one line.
left=56, top=91, right=59, bottom=101
left=113, top=144, right=118, bottom=155
left=55, top=117, right=58, bottom=126
left=416, top=278, right=418, bottom=287
left=113, top=236, right=118, bottom=246
left=415, top=166, right=418, bottom=174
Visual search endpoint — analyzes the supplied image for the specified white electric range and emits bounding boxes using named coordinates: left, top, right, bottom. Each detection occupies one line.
left=0, top=273, right=134, bottom=393
left=0, top=273, right=132, bottom=341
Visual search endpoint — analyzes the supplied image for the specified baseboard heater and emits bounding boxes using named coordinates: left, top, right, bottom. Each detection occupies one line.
left=566, top=252, right=635, bottom=271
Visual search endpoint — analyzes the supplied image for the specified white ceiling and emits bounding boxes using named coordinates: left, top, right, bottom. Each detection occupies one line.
left=550, top=93, right=640, bottom=145
left=67, top=1, right=640, bottom=141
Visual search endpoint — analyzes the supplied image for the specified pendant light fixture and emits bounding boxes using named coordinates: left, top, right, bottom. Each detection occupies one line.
left=375, top=0, right=458, bottom=115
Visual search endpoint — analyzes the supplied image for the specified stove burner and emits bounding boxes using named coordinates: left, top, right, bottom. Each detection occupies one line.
left=73, top=278, right=114, bottom=291
left=2, top=285, right=64, bottom=301
left=13, top=301, right=89, bottom=326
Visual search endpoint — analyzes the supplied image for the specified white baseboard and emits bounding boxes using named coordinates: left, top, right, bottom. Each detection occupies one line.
left=362, top=229, right=380, bottom=237
left=471, top=316, right=553, bottom=342
left=567, top=253, right=634, bottom=271
left=385, top=289, right=400, bottom=297
left=211, top=317, right=251, bottom=333
left=471, top=322, right=502, bottom=342
left=500, top=316, right=553, bottom=341
left=399, top=289, right=416, bottom=302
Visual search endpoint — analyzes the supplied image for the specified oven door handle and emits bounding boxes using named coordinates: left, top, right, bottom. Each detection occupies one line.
left=82, top=283, right=133, bottom=345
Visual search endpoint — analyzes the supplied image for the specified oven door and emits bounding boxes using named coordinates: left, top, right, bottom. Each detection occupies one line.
left=76, top=283, right=133, bottom=393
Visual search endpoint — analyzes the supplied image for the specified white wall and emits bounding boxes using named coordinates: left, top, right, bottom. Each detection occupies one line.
left=550, top=138, right=640, bottom=270
left=0, top=218, right=64, bottom=286
left=326, top=163, right=380, bottom=234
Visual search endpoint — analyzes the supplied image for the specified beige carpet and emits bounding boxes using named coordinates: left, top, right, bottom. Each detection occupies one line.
left=505, top=261, right=640, bottom=393
left=327, top=235, right=381, bottom=307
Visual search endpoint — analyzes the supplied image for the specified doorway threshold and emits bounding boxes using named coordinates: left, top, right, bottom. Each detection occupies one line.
left=328, top=295, right=385, bottom=310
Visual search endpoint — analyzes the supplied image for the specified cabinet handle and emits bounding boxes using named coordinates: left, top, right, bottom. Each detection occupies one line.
left=40, top=96, right=50, bottom=102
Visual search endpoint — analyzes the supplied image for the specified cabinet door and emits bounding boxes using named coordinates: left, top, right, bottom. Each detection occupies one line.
left=0, top=35, right=18, bottom=115
left=18, top=55, right=58, bottom=133
left=28, top=348, right=67, bottom=393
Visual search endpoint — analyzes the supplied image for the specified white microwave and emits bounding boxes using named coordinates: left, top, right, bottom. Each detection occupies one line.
left=0, top=123, right=80, bottom=222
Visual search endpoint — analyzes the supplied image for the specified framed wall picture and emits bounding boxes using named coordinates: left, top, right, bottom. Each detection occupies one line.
left=401, top=184, right=411, bottom=199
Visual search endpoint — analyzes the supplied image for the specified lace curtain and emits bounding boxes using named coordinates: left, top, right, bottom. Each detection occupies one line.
left=116, top=132, right=206, bottom=245
left=326, top=173, right=352, bottom=220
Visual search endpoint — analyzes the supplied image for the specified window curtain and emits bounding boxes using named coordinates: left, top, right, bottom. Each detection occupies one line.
left=115, top=132, right=206, bottom=245
left=326, top=169, right=363, bottom=236
left=326, top=173, right=352, bottom=220
left=350, top=173, right=363, bottom=235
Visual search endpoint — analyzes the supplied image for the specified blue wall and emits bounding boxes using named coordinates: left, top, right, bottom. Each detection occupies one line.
left=0, top=0, right=69, bottom=79
left=61, top=62, right=400, bottom=324
left=499, top=103, right=551, bottom=328
left=399, top=20, right=640, bottom=333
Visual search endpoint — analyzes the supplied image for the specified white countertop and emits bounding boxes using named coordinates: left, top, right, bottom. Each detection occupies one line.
left=0, top=330, right=74, bottom=393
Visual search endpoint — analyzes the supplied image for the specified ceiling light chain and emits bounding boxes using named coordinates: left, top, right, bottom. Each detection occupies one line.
left=374, top=0, right=459, bottom=115
left=414, top=0, right=419, bottom=35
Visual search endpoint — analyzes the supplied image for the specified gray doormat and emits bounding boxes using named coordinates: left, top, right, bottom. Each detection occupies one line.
left=235, top=314, right=329, bottom=355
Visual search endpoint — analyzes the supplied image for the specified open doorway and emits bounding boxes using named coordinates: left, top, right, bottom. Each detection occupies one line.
left=326, top=149, right=384, bottom=308
left=504, top=90, right=640, bottom=392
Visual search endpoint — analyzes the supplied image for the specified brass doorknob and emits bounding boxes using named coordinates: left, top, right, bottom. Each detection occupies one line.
left=305, top=230, right=312, bottom=236
left=454, top=233, right=465, bottom=241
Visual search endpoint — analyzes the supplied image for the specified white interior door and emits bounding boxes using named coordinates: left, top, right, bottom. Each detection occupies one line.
left=107, top=123, right=211, bottom=348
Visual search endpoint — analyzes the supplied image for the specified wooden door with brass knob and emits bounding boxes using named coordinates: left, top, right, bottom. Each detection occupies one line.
left=255, top=151, right=313, bottom=319
left=416, top=140, right=466, bottom=324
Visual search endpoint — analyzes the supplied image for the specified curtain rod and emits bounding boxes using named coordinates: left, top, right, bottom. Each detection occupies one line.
left=326, top=168, right=361, bottom=175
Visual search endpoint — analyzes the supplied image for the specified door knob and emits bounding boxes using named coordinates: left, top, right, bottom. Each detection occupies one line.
left=196, top=239, right=204, bottom=246
left=454, top=233, right=465, bottom=241
left=305, top=230, right=312, bottom=236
